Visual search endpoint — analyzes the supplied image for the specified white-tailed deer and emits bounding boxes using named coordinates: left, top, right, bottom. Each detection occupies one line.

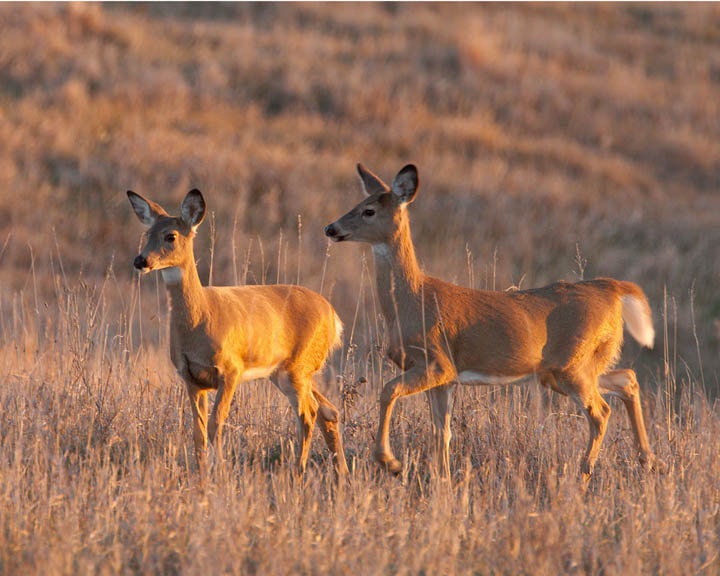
left=325, top=164, right=656, bottom=480
left=128, top=189, right=348, bottom=478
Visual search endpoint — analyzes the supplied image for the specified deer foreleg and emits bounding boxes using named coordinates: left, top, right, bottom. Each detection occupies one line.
left=207, top=368, right=240, bottom=457
left=428, top=384, right=454, bottom=480
left=185, top=383, right=208, bottom=469
left=375, top=358, right=453, bottom=475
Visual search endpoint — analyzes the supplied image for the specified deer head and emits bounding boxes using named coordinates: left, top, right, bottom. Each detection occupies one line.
left=127, top=189, right=206, bottom=276
left=324, top=164, right=419, bottom=245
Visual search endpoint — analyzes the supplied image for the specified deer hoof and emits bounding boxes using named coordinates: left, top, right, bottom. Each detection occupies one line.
left=580, top=462, right=594, bottom=486
left=646, top=455, right=667, bottom=475
left=375, top=452, right=403, bottom=475
left=334, top=461, right=351, bottom=482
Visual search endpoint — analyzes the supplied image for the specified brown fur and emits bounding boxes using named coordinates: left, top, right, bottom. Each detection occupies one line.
left=326, top=164, right=655, bottom=480
left=128, top=189, right=348, bottom=478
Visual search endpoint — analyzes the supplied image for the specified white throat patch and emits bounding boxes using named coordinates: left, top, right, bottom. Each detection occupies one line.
left=161, top=267, right=183, bottom=285
left=372, top=244, right=391, bottom=259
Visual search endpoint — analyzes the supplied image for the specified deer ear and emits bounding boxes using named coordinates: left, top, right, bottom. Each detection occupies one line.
left=391, top=164, right=419, bottom=204
left=357, top=163, right=389, bottom=197
left=181, top=189, right=206, bottom=229
left=127, top=191, right=167, bottom=226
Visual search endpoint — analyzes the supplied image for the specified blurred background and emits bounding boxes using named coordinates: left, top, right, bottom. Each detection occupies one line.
left=0, top=3, right=718, bottom=388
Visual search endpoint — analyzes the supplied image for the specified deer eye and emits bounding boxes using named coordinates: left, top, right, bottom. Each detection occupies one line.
left=363, top=208, right=376, bottom=217
left=164, top=233, right=177, bottom=243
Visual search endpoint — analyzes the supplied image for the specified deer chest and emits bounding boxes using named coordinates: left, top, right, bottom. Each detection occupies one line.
left=183, top=357, right=221, bottom=390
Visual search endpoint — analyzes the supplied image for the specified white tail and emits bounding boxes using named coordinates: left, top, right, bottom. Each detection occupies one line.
left=326, top=163, right=656, bottom=479
left=622, top=295, right=655, bottom=349
left=128, top=189, right=348, bottom=478
left=331, top=310, right=344, bottom=351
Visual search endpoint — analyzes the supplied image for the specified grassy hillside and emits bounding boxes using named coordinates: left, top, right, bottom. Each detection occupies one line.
left=0, top=3, right=719, bottom=574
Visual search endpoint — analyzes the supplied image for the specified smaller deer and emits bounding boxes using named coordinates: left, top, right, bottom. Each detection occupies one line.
left=325, top=163, right=656, bottom=480
left=128, top=189, right=348, bottom=478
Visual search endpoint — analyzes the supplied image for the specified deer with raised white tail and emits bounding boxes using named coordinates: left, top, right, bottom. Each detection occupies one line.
left=325, top=163, right=656, bottom=480
left=128, top=189, right=348, bottom=478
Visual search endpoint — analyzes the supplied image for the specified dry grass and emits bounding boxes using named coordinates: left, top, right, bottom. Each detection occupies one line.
left=1, top=262, right=719, bottom=575
left=1, top=3, right=719, bottom=574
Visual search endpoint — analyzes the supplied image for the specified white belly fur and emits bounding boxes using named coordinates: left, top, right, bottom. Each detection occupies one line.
left=241, top=365, right=278, bottom=381
left=458, top=370, right=532, bottom=386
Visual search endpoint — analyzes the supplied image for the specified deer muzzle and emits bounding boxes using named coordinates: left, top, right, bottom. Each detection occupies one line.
left=133, top=254, right=149, bottom=271
left=324, top=223, right=349, bottom=241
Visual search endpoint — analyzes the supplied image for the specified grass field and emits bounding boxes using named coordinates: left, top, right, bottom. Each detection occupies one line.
left=1, top=3, right=719, bottom=574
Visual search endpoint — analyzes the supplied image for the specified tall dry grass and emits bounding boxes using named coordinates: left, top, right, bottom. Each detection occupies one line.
left=0, top=256, right=718, bottom=574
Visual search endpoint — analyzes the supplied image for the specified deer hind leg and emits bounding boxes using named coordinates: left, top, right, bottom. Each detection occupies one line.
left=186, top=383, right=208, bottom=469
left=582, top=389, right=611, bottom=481
left=580, top=384, right=611, bottom=482
left=427, top=385, right=454, bottom=480
left=598, top=369, right=655, bottom=468
left=375, top=357, right=453, bottom=475
left=558, top=371, right=611, bottom=481
left=281, top=371, right=319, bottom=476
left=312, top=387, right=350, bottom=479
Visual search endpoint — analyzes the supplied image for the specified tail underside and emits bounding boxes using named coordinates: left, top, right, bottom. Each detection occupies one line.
left=330, top=309, right=344, bottom=351
left=618, top=282, right=655, bottom=349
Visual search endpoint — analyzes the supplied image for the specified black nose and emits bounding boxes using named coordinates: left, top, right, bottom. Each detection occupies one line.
left=325, top=224, right=337, bottom=237
left=133, top=255, right=148, bottom=270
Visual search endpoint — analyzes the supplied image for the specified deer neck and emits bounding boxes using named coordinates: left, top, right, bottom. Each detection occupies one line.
left=162, top=254, right=207, bottom=329
left=372, top=212, right=424, bottom=323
